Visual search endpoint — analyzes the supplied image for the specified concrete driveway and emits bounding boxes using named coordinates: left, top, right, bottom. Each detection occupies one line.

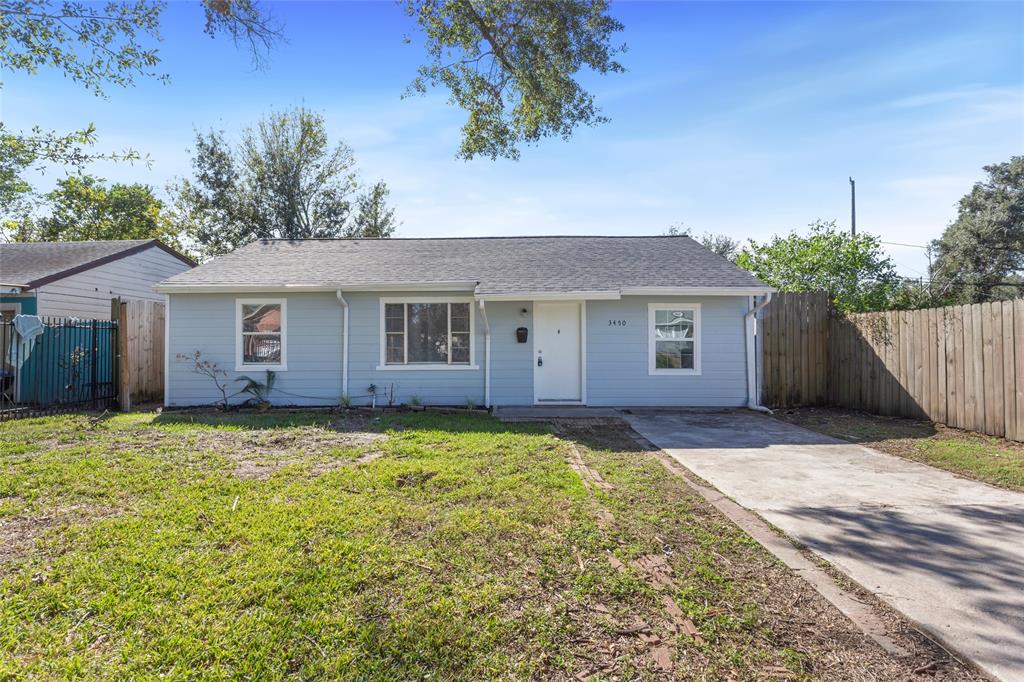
left=625, top=411, right=1024, bottom=682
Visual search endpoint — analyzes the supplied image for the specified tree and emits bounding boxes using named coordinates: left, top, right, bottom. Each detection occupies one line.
left=929, top=156, right=1024, bottom=304
left=351, top=180, right=400, bottom=238
left=170, top=108, right=394, bottom=258
left=0, top=0, right=280, bottom=96
left=405, top=0, right=625, bottom=160
left=0, top=0, right=280, bottom=210
left=0, top=126, right=148, bottom=239
left=12, top=174, right=186, bottom=250
left=666, top=223, right=741, bottom=261
left=736, top=220, right=913, bottom=313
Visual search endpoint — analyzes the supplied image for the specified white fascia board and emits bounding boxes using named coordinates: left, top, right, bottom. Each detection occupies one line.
left=341, top=281, right=478, bottom=292
left=476, top=290, right=621, bottom=301
left=620, top=286, right=776, bottom=297
left=154, top=284, right=337, bottom=294
left=155, top=281, right=479, bottom=294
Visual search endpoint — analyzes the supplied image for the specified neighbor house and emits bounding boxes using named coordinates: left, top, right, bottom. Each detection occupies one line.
left=0, top=240, right=195, bottom=409
left=0, top=239, right=195, bottom=320
left=156, top=236, right=774, bottom=409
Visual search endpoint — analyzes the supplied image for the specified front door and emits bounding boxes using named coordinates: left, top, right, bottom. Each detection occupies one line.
left=534, top=302, right=582, bottom=402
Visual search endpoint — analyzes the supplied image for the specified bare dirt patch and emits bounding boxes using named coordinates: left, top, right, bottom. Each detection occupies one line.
left=212, top=428, right=389, bottom=480
left=0, top=504, right=119, bottom=565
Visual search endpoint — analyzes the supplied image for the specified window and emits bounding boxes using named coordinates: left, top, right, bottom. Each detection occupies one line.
left=648, top=303, right=701, bottom=375
left=380, top=299, right=475, bottom=369
left=236, top=299, right=286, bottom=370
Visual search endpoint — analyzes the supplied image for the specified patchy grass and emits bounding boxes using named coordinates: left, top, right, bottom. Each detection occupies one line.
left=775, top=407, right=1024, bottom=491
left=0, top=411, right=976, bottom=679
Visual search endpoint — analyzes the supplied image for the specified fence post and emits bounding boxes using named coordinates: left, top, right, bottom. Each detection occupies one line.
left=90, top=318, right=98, bottom=407
left=112, top=298, right=131, bottom=412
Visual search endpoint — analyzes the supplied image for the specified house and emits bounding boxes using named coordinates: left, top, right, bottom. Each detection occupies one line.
left=0, top=239, right=196, bottom=320
left=0, top=240, right=195, bottom=410
left=155, top=236, right=774, bottom=409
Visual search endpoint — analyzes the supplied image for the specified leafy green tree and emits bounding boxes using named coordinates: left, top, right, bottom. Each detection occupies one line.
left=3, top=0, right=626, bottom=180
left=0, top=0, right=280, bottom=213
left=0, top=0, right=279, bottom=95
left=13, top=174, right=186, bottom=250
left=0, top=126, right=146, bottom=239
left=929, top=156, right=1024, bottom=304
left=171, top=108, right=394, bottom=258
left=406, top=0, right=625, bottom=160
left=666, top=223, right=741, bottom=261
left=736, top=220, right=914, bottom=313
left=351, top=180, right=400, bottom=238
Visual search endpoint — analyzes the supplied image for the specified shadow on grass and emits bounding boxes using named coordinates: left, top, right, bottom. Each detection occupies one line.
left=773, top=407, right=938, bottom=444
left=552, top=423, right=652, bottom=454
left=152, top=408, right=551, bottom=437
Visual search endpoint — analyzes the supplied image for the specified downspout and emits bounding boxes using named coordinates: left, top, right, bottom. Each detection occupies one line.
left=336, top=289, right=349, bottom=400
left=478, top=299, right=491, bottom=408
left=744, top=292, right=773, bottom=413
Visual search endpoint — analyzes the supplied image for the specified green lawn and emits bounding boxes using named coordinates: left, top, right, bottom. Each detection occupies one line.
left=0, top=411, right=958, bottom=679
left=774, top=408, right=1024, bottom=491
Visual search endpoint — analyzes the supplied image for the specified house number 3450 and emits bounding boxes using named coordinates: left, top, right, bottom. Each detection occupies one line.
left=608, top=319, right=627, bottom=326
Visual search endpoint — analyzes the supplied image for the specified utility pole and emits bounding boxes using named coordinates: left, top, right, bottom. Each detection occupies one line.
left=849, top=176, right=856, bottom=236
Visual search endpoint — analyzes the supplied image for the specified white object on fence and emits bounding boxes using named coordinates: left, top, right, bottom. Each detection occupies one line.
left=7, top=315, right=45, bottom=369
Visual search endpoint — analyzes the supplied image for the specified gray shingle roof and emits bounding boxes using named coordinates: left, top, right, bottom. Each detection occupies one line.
left=159, top=237, right=769, bottom=295
left=0, top=239, right=193, bottom=288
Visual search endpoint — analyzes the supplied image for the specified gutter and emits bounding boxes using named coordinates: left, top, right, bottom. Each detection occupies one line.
left=744, top=292, right=773, bottom=413
left=336, top=290, right=349, bottom=400
left=478, top=300, right=491, bottom=408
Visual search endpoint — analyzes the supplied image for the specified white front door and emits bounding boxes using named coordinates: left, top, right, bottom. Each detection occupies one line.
left=534, top=302, right=582, bottom=402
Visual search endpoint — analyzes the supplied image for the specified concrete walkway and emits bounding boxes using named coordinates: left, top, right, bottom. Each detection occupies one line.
left=625, top=411, right=1024, bottom=682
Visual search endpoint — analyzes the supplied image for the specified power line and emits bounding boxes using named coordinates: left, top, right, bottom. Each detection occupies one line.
left=881, top=240, right=929, bottom=250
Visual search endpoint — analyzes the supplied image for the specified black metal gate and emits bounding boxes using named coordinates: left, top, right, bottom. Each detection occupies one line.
left=0, top=317, right=118, bottom=420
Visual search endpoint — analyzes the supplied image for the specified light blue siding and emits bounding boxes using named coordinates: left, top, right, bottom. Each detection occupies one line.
left=167, top=293, right=342, bottom=407
left=167, top=291, right=489, bottom=407
left=585, top=296, right=749, bottom=407
left=167, top=292, right=750, bottom=408
left=486, top=301, right=534, bottom=405
left=345, top=291, right=484, bottom=406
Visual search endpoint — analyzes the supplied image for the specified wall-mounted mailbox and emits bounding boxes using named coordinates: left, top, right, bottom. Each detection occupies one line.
left=516, top=327, right=529, bottom=343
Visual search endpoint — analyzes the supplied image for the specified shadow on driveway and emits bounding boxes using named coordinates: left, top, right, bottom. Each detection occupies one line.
left=626, top=411, right=1024, bottom=681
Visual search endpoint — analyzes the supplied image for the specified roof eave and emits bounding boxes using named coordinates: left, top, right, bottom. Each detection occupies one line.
left=154, top=281, right=480, bottom=294
left=475, top=290, right=622, bottom=301
left=618, top=286, right=776, bottom=297
left=155, top=283, right=777, bottom=297
left=476, top=286, right=776, bottom=300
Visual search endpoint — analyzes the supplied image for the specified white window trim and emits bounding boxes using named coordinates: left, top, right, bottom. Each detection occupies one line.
left=648, top=302, right=701, bottom=376
left=235, top=298, right=287, bottom=372
left=376, top=296, right=479, bottom=371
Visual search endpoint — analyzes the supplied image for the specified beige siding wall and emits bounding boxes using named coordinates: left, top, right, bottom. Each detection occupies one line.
left=36, top=246, right=190, bottom=319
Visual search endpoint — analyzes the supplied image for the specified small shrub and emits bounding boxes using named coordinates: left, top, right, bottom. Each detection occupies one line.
left=177, top=351, right=230, bottom=410
left=236, top=371, right=276, bottom=409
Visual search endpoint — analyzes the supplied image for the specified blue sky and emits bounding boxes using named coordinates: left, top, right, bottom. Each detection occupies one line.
left=3, top=1, right=1022, bottom=276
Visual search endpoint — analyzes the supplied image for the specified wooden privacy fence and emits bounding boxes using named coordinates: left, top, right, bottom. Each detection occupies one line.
left=760, top=292, right=1024, bottom=442
left=760, top=292, right=831, bottom=408
left=112, top=298, right=165, bottom=409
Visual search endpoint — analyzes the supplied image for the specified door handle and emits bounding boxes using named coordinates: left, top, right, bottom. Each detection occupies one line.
left=537, top=357, right=543, bottom=367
